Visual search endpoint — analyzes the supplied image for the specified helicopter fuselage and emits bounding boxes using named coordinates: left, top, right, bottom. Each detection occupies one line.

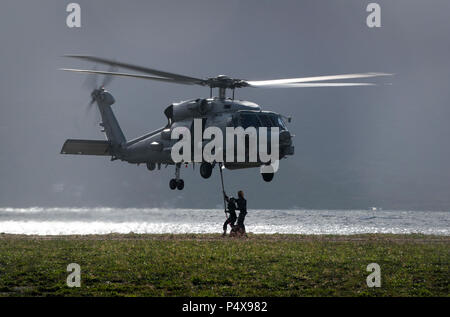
left=121, top=97, right=294, bottom=170
left=61, top=88, right=294, bottom=187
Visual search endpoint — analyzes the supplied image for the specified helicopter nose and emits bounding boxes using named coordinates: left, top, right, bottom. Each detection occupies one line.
left=279, top=130, right=294, bottom=156
left=279, top=130, right=292, bottom=146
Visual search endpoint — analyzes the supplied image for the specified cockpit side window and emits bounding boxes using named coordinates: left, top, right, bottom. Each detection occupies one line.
left=265, top=114, right=286, bottom=130
left=258, top=114, right=274, bottom=127
left=239, top=113, right=262, bottom=129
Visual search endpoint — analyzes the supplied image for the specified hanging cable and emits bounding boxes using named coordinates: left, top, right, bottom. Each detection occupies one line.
left=218, top=162, right=228, bottom=219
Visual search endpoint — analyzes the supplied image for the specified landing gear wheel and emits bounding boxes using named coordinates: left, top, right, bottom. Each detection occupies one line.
left=169, top=178, right=177, bottom=190
left=176, top=179, right=184, bottom=190
left=200, top=162, right=213, bottom=179
left=262, top=172, right=274, bottom=182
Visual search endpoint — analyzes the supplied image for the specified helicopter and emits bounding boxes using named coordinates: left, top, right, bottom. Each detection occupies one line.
left=60, top=55, right=391, bottom=190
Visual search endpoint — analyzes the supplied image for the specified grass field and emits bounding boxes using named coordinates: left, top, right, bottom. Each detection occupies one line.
left=0, top=233, right=448, bottom=296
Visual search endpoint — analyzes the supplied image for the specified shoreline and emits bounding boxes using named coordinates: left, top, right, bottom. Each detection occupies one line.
left=1, top=232, right=449, bottom=243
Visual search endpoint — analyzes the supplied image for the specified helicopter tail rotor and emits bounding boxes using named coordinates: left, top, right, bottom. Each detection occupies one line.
left=74, top=64, right=118, bottom=117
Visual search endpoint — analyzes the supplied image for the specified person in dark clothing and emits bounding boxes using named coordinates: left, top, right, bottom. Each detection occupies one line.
left=235, top=190, right=247, bottom=233
left=223, top=197, right=237, bottom=235
left=224, top=190, right=247, bottom=235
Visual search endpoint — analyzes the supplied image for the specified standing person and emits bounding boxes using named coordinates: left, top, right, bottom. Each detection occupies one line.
left=223, top=196, right=237, bottom=236
left=235, top=190, right=247, bottom=234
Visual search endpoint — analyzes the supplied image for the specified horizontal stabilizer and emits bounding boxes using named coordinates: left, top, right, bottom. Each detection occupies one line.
left=61, top=139, right=111, bottom=156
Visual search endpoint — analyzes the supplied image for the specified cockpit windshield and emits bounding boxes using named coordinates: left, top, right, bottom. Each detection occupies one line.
left=276, top=116, right=287, bottom=130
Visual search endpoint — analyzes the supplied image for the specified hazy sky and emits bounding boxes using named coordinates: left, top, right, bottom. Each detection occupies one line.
left=1, top=0, right=450, bottom=210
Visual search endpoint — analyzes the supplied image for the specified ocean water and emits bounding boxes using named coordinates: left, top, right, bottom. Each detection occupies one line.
left=0, top=208, right=448, bottom=236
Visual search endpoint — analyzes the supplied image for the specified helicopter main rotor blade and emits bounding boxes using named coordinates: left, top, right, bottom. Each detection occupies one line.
left=60, top=68, right=197, bottom=85
left=64, top=55, right=205, bottom=85
left=246, top=72, right=392, bottom=87
left=249, top=82, right=379, bottom=88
